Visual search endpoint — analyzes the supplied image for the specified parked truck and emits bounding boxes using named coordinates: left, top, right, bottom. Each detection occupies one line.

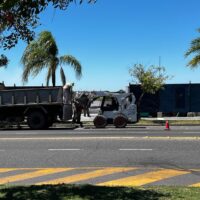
left=0, top=85, right=73, bottom=129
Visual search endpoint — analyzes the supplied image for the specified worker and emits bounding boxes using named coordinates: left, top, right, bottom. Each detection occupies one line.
left=72, top=95, right=83, bottom=127
left=81, top=93, right=91, bottom=117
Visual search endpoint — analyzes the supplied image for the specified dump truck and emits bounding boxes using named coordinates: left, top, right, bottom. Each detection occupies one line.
left=0, top=85, right=73, bottom=129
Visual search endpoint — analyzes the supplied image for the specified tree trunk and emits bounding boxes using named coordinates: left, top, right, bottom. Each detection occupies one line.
left=52, top=70, right=56, bottom=87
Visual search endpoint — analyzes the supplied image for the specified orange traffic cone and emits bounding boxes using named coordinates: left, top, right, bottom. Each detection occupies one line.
left=165, top=120, right=170, bottom=130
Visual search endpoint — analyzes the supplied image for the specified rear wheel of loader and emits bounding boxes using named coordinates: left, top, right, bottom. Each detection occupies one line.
left=113, top=115, right=127, bottom=128
left=93, top=115, right=107, bottom=128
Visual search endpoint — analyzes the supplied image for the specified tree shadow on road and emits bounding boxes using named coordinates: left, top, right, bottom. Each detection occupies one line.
left=0, top=184, right=168, bottom=200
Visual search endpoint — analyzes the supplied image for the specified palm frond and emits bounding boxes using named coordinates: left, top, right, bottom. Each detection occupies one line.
left=22, top=66, right=31, bottom=84
left=60, top=67, right=66, bottom=86
left=187, top=55, right=200, bottom=68
left=21, top=41, right=38, bottom=65
left=38, top=31, right=58, bottom=57
left=185, top=37, right=200, bottom=57
left=21, top=45, right=51, bottom=83
left=22, top=61, right=48, bottom=84
left=59, top=55, right=82, bottom=79
left=21, top=31, right=58, bottom=84
left=185, top=29, right=200, bottom=68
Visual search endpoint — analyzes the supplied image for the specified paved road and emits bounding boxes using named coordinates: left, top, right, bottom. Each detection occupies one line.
left=0, top=127, right=200, bottom=186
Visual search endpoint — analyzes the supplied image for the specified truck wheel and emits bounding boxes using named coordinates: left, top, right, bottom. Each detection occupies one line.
left=113, top=115, right=127, bottom=128
left=93, top=115, right=107, bottom=128
left=27, top=111, right=47, bottom=130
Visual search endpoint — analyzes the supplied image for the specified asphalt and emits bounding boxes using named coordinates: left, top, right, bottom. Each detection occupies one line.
left=0, top=127, right=200, bottom=186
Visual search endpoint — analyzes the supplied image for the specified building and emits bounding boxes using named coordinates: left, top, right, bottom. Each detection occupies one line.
left=129, top=83, right=200, bottom=116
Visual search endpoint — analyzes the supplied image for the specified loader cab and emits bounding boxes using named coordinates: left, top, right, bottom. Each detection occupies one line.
left=101, top=96, right=119, bottom=112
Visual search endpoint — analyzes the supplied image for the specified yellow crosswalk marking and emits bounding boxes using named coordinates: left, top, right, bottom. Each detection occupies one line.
left=190, top=182, right=200, bottom=187
left=97, top=169, right=190, bottom=187
left=0, top=168, right=74, bottom=184
left=0, top=168, right=19, bottom=173
left=37, top=167, right=136, bottom=185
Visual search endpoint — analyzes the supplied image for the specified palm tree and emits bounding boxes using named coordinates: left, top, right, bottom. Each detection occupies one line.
left=21, top=31, right=82, bottom=86
left=185, top=29, right=200, bottom=68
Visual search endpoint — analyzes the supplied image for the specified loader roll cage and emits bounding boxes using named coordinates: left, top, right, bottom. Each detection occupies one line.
left=101, top=96, right=119, bottom=112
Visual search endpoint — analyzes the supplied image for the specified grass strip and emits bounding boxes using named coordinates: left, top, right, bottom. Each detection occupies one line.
left=0, top=185, right=200, bottom=200
left=136, top=119, right=200, bottom=126
left=83, top=119, right=200, bottom=127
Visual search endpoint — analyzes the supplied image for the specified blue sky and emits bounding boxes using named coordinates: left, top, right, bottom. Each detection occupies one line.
left=1, top=0, right=200, bottom=91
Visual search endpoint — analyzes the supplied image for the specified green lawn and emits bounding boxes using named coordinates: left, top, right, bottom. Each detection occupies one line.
left=83, top=119, right=200, bottom=127
left=0, top=185, right=200, bottom=200
left=136, top=119, right=200, bottom=126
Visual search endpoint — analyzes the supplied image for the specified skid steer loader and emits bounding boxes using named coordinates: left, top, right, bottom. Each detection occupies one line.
left=90, top=91, right=137, bottom=128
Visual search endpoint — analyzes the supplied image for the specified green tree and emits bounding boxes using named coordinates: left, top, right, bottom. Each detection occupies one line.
left=0, top=0, right=96, bottom=49
left=21, top=31, right=82, bottom=86
left=0, top=0, right=96, bottom=65
left=129, top=64, right=169, bottom=117
left=185, top=29, right=200, bottom=68
left=0, top=54, right=8, bottom=68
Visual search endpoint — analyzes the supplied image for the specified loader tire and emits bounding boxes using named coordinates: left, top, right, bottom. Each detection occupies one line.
left=93, top=115, right=107, bottom=128
left=113, top=115, right=127, bottom=128
left=27, top=111, right=47, bottom=130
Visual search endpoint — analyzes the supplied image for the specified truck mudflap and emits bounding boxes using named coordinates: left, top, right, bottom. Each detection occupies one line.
left=63, top=104, right=72, bottom=121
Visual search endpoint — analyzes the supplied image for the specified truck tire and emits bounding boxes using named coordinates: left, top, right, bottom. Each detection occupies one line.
left=27, top=111, right=47, bottom=130
left=93, top=115, right=107, bottom=128
left=113, top=115, right=127, bottom=128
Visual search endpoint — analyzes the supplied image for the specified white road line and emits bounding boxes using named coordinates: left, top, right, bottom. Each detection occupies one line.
left=183, top=132, right=199, bottom=134
left=15, top=133, right=41, bottom=135
left=119, top=149, right=153, bottom=151
left=73, top=131, right=149, bottom=134
left=48, top=149, right=81, bottom=151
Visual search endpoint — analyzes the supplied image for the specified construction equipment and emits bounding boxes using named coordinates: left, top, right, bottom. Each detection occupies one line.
left=0, top=83, right=137, bottom=129
left=90, top=91, right=137, bottom=128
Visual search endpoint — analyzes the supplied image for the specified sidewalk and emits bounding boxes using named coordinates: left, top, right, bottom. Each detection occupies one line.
left=142, top=117, right=200, bottom=121
left=81, top=113, right=97, bottom=122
